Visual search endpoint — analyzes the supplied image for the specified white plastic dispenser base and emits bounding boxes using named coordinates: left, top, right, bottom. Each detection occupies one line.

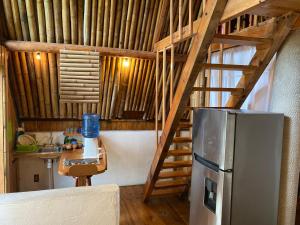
left=83, top=138, right=99, bottom=158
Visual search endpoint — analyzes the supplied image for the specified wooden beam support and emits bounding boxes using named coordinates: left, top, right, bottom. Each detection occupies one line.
left=21, top=119, right=161, bottom=131
left=144, top=0, right=228, bottom=201
left=4, top=41, right=187, bottom=62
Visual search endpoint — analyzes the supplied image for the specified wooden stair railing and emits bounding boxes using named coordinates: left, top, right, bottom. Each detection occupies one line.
left=144, top=0, right=228, bottom=201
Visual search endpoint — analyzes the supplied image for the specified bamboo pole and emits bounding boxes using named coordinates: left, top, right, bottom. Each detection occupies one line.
left=70, top=0, right=78, bottom=44
left=53, top=0, right=63, bottom=43
left=118, top=0, right=128, bottom=48
left=102, top=0, right=110, bottom=47
left=113, top=0, right=122, bottom=48
left=62, top=0, right=71, bottom=44
left=41, top=53, right=52, bottom=118
left=142, top=0, right=155, bottom=51
left=44, top=0, right=55, bottom=43
left=25, top=0, right=38, bottom=41
left=96, top=0, right=104, bottom=46
left=90, top=0, right=98, bottom=46
left=101, top=57, right=111, bottom=118
left=13, top=52, right=28, bottom=117
left=135, top=60, right=149, bottom=110
left=11, top=0, right=23, bottom=40
left=20, top=52, right=34, bottom=117
left=124, top=58, right=135, bottom=110
left=133, top=0, right=145, bottom=50
left=128, top=59, right=139, bottom=109
left=142, top=61, right=155, bottom=111
left=108, top=0, right=116, bottom=47
left=8, top=56, right=22, bottom=117
left=128, top=0, right=139, bottom=49
left=83, top=0, right=91, bottom=45
left=146, top=0, right=159, bottom=51
left=110, top=58, right=120, bottom=118
left=105, top=57, right=116, bottom=119
left=78, top=0, right=84, bottom=45
left=124, top=0, right=134, bottom=49
left=137, top=0, right=150, bottom=50
left=3, top=0, right=16, bottom=39
left=48, top=53, right=59, bottom=118
left=139, top=60, right=151, bottom=111
left=26, top=53, right=40, bottom=116
left=118, top=58, right=131, bottom=117
left=132, top=59, right=144, bottom=109
left=36, top=0, right=46, bottom=42
left=17, top=0, right=30, bottom=41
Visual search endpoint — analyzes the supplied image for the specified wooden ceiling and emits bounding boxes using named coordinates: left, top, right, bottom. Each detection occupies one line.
left=0, top=0, right=203, bottom=120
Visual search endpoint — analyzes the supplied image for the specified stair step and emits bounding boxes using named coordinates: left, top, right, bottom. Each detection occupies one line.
left=155, top=179, right=188, bottom=189
left=192, top=87, right=244, bottom=95
left=203, top=63, right=258, bottom=71
left=178, top=122, right=192, bottom=129
left=185, top=106, right=234, bottom=110
left=213, top=34, right=272, bottom=46
left=168, top=149, right=192, bottom=156
left=162, top=160, right=193, bottom=169
left=173, top=137, right=192, bottom=143
left=158, top=170, right=192, bottom=179
left=151, top=186, right=186, bottom=197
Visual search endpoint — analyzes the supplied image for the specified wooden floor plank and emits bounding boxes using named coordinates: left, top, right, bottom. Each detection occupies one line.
left=120, top=185, right=189, bottom=225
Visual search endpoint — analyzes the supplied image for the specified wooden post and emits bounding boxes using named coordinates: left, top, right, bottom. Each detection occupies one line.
left=170, top=45, right=174, bottom=108
left=179, top=0, right=182, bottom=40
left=162, top=48, right=166, bottom=129
left=205, top=46, right=212, bottom=107
left=189, top=0, right=193, bottom=35
left=155, top=51, right=159, bottom=147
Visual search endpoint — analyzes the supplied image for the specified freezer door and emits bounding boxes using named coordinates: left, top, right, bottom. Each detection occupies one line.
left=192, top=109, right=235, bottom=170
left=190, top=155, right=232, bottom=225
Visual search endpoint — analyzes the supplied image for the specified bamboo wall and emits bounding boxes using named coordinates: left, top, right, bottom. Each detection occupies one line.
left=1, top=0, right=203, bottom=120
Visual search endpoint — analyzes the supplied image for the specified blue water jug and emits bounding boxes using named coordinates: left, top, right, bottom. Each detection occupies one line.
left=82, top=114, right=100, bottom=138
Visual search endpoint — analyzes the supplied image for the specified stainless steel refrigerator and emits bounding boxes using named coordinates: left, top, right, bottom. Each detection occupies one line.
left=190, top=109, right=284, bottom=225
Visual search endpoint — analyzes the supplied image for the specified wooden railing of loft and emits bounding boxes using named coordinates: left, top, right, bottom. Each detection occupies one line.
left=155, top=5, right=268, bottom=143
left=155, top=0, right=193, bottom=147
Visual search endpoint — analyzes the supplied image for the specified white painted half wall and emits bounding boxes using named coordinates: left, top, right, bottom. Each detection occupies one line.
left=17, top=131, right=156, bottom=191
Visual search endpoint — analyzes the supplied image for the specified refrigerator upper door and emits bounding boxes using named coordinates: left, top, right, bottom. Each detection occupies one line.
left=189, top=156, right=232, bottom=225
left=192, top=109, right=236, bottom=170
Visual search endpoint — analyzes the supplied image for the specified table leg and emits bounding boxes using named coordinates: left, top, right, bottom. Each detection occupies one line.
left=76, top=176, right=88, bottom=186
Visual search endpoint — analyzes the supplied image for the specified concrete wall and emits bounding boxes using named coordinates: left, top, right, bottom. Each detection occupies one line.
left=17, top=131, right=156, bottom=191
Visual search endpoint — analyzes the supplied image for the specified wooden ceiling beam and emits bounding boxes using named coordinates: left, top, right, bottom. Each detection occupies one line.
left=4, top=40, right=187, bottom=62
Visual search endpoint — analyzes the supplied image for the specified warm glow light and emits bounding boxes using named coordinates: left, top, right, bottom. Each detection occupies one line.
left=36, top=52, right=41, bottom=60
left=123, top=58, right=129, bottom=68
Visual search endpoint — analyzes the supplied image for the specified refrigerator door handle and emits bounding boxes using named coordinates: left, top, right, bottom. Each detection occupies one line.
left=194, top=153, right=219, bottom=172
left=194, top=153, right=233, bottom=173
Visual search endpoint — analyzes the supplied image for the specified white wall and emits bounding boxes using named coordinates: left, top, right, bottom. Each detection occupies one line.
left=17, top=131, right=156, bottom=192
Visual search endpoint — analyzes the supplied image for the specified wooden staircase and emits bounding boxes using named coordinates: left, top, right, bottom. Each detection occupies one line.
left=144, top=0, right=299, bottom=201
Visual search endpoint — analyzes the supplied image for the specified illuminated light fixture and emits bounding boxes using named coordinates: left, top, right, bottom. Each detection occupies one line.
left=123, top=58, right=129, bottom=68
left=36, top=52, right=41, bottom=60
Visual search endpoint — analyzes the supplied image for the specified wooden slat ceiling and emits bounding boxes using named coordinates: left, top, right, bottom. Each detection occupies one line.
left=0, top=0, right=203, bottom=120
